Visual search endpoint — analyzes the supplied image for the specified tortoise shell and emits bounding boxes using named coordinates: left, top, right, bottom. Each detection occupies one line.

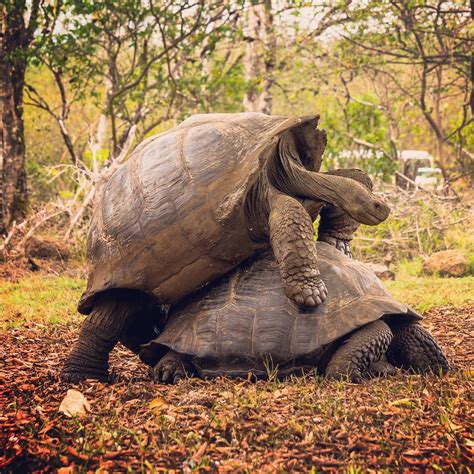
left=140, top=242, right=421, bottom=377
left=79, top=113, right=322, bottom=313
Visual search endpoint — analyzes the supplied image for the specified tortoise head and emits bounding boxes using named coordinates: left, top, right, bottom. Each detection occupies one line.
left=267, top=120, right=390, bottom=225
left=324, top=168, right=390, bottom=225
left=271, top=153, right=390, bottom=225
left=339, top=183, right=390, bottom=225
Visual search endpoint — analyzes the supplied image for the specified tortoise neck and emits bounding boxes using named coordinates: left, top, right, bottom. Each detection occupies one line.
left=244, top=168, right=271, bottom=243
left=267, top=137, right=351, bottom=209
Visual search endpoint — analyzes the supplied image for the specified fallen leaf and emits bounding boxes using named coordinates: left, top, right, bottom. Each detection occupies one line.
left=66, top=446, right=89, bottom=461
left=58, top=389, right=90, bottom=417
left=191, top=442, right=208, bottom=463
left=148, top=395, right=169, bottom=413
left=57, top=466, right=75, bottom=474
left=390, top=398, right=417, bottom=408
left=403, top=449, right=422, bottom=456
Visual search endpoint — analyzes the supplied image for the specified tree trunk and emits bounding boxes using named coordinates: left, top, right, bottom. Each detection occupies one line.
left=243, top=0, right=274, bottom=115
left=433, top=67, right=445, bottom=171
left=0, top=2, right=28, bottom=234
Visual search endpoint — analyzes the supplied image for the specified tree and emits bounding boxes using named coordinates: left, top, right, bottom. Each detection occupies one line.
left=341, top=0, right=473, bottom=178
left=243, top=0, right=275, bottom=114
left=0, top=0, right=41, bottom=234
left=22, top=0, right=245, bottom=236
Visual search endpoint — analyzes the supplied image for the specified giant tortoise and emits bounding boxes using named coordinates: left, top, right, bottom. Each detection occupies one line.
left=141, top=243, right=449, bottom=383
left=61, top=113, right=389, bottom=382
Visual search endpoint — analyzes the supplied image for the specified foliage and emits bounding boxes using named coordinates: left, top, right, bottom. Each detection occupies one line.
left=338, top=0, right=473, bottom=174
left=321, top=94, right=398, bottom=180
left=28, top=0, right=246, bottom=155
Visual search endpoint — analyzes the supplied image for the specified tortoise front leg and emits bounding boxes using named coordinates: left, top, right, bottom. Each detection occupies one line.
left=269, top=194, right=327, bottom=307
left=387, top=323, right=449, bottom=374
left=61, top=290, right=148, bottom=383
left=318, top=169, right=373, bottom=258
left=151, top=350, right=195, bottom=384
left=325, top=320, right=393, bottom=383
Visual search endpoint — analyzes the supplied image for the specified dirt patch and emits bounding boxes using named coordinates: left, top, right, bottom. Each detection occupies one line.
left=1, top=306, right=473, bottom=472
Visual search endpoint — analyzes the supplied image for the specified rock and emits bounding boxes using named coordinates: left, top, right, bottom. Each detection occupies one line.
left=364, top=262, right=395, bottom=280
left=25, top=237, right=69, bottom=261
left=422, top=250, right=468, bottom=277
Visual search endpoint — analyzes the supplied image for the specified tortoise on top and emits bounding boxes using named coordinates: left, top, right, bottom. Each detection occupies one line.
left=141, top=243, right=449, bottom=384
left=62, top=112, right=389, bottom=382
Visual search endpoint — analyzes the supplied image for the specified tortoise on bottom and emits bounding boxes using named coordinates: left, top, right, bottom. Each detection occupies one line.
left=140, top=242, right=449, bottom=383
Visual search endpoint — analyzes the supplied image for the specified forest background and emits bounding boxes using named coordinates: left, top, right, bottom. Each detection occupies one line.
left=1, top=0, right=472, bottom=255
left=1, top=1, right=473, bottom=471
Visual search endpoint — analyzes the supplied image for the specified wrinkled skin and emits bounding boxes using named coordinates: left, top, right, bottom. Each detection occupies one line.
left=62, top=114, right=390, bottom=383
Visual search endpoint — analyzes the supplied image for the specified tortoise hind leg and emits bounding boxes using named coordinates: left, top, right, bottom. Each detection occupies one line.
left=61, top=290, right=150, bottom=383
left=151, top=350, right=195, bottom=384
left=387, top=323, right=449, bottom=374
left=325, top=320, right=393, bottom=383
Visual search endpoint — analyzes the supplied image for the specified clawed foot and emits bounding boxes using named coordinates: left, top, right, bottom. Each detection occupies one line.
left=285, top=275, right=328, bottom=307
left=325, top=368, right=364, bottom=384
left=151, top=350, right=192, bottom=384
left=319, top=236, right=352, bottom=257
left=367, top=357, right=397, bottom=378
left=60, top=365, right=109, bottom=383
left=326, top=359, right=396, bottom=383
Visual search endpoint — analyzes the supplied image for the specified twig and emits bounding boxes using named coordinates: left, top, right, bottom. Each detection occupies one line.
left=65, top=187, right=95, bottom=241
left=0, top=220, right=28, bottom=254
left=16, top=210, right=67, bottom=253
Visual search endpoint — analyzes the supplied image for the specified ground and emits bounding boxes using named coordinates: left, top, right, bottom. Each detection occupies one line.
left=1, top=271, right=473, bottom=472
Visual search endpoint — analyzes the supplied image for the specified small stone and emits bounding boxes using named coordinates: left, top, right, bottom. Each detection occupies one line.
left=25, top=237, right=70, bottom=261
left=364, top=263, right=395, bottom=280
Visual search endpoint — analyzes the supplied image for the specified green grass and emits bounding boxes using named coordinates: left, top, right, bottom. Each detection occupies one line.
left=0, top=275, right=85, bottom=329
left=386, top=257, right=474, bottom=312
left=386, top=276, right=474, bottom=313
left=1, top=270, right=472, bottom=329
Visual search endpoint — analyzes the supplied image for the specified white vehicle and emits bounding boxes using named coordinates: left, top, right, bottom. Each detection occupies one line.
left=414, top=167, right=443, bottom=190
left=397, top=150, right=443, bottom=190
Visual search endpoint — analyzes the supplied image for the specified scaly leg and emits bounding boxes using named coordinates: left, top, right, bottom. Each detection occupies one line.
left=318, top=169, right=373, bottom=258
left=61, top=290, right=149, bottom=383
left=151, top=350, right=194, bottom=384
left=269, top=193, right=327, bottom=307
left=387, top=323, right=449, bottom=374
left=325, top=320, right=393, bottom=383
left=367, top=354, right=397, bottom=378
